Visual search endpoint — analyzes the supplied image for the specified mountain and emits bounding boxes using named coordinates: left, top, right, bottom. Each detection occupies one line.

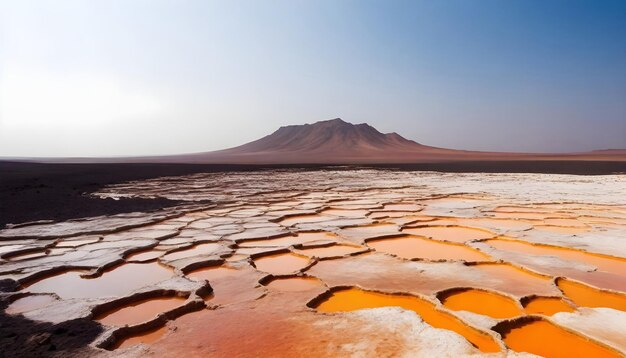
left=12, top=118, right=623, bottom=165
left=225, top=118, right=423, bottom=152
left=159, top=118, right=625, bottom=164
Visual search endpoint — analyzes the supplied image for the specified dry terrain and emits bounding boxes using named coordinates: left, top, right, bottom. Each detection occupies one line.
left=1, top=169, right=625, bottom=357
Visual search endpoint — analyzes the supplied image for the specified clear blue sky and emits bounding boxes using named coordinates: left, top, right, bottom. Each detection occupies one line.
left=1, top=0, right=625, bottom=156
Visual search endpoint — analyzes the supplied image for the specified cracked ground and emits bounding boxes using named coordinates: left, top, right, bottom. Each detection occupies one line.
left=1, top=170, right=625, bottom=357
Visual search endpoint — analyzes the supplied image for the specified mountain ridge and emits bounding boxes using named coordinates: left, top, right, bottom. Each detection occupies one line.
left=6, top=118, right=624, bottom=164
left=224, top=118, right=430, bottom=154
left=167, top=118, right=624, bottom=164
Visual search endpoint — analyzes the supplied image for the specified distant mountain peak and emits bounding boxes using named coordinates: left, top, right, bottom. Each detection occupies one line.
left=304, top=117, right=370, bottom=128
left=320, top=117, right=346, bottom=124
left=227, top=118, right=425, bottom=155
left=129, top=117, right=626, bottom=164
left=304, top=117, right=353, bottom=129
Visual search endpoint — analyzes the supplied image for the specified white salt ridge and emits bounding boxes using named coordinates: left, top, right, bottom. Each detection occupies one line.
left=552, top=308, right=626, bottom=353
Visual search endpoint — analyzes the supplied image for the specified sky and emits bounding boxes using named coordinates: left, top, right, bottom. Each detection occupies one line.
left=1, top=0, right=625, bottom=157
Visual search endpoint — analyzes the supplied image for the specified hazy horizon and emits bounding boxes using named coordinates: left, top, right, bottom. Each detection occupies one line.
left=1, top=0, right=625, bottom=157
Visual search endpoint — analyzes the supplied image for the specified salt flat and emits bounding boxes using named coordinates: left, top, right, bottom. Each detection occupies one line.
left=1, top=170, right=625, bottom=357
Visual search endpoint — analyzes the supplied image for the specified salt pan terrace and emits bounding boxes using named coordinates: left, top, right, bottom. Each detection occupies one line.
left=1, top=170, right=625, bottom=357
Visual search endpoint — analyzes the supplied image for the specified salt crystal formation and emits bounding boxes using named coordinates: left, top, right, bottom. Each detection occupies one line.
left=1, top=170, right=625, bottom=357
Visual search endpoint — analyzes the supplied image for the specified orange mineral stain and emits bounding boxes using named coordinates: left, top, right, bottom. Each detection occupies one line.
left=440, top=289, right=523, bottom=319
left=253, top=253, right=311, bottom=275
left=523, top=297, right=576, bottom=316
left=469, top=263, right=553, bottom=295
left=402, top=226, right=494, bottom=243
left=485, top=238, right=626, bottom=291
left=367, top=235, right=489, bottom=261
left=485, top=238, right=626, bottom=277
left=266, top=277, right=323, bottom=292
left=187, top=266, right=239, bottom=281
left=315, top=288, right=500, bottom=353
left=115, top=326, right=168, bottom=349
left=96, top=296, right=186, bottom=326
left=502, top=319, right=621, bottom=358
left=341, top=223, right=400, bottom=236
left=557, top=278, right=626, bottom=311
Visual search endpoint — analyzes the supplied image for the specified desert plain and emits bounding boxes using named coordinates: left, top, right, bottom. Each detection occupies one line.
left=1, top=168, right=625, bottom=357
